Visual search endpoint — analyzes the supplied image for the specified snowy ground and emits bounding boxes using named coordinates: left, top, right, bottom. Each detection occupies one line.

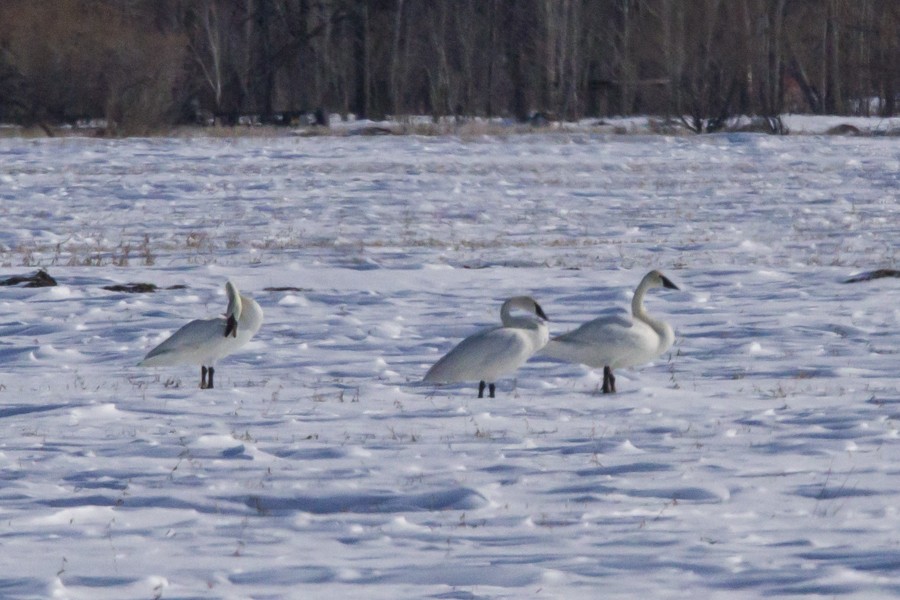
left=1, top=128, right=899, bottom=599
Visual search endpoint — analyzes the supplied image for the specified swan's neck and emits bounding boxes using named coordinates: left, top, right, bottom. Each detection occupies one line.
left=500, top=300, right=542, bottom=331
left=631, top=282, right=673, bottom=347
left=630, top=278, right=652, bottom=322
left=500, top=300, right=514, bottom=326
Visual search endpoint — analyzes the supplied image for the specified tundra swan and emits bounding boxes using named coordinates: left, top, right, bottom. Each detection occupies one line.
left=138, top=280, right=263, bottom=389
left=424, top=296, right=549, bottom=398
left=541, top=270, right=678, bottom=393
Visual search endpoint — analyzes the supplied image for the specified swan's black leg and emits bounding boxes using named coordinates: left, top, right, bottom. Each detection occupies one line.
left=489, top=383, right=496, bottom=398
left=602, top=366, right=616, bottom=394
left=201, top=366, right=208, bottom=389
left=478, top=380, right=486, bottom=398
left=208, top=366, right=215, bottom=389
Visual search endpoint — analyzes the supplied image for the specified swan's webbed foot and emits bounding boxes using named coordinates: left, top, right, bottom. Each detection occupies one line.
left=478, top=380, right=486, bottom=398
left=489, top=383, right=496, bottom=398
left=602, top=366, right=616, bottom=394
left=225, top=314, right=238, bottom=337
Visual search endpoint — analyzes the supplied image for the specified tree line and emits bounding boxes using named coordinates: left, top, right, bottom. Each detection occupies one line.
left=0, top=0, right=897, bottom=134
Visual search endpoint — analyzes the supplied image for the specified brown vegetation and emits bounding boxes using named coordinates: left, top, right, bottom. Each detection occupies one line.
left=0, top=0, right=186, bottom=134
left=0, top=0, right=897, bottom=135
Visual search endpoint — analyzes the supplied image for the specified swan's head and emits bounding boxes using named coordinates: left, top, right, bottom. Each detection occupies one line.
left=646, top=270, right=679, bottom=291
left=503, top=296, right=549, bottom=321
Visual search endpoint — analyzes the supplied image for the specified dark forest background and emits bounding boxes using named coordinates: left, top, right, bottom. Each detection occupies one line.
left=1, top=0, right=897, bottom=134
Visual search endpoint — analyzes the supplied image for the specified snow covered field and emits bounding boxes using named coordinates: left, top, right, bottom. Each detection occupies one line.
left=1, top=129, right=899, bottom=599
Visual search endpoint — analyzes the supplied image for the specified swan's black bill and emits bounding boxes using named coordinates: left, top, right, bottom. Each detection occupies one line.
left=661, top=275, right=679, bottom=291
left=225, top=314, right=238, bottom=337
left=535, top=303, right=549, bottom=321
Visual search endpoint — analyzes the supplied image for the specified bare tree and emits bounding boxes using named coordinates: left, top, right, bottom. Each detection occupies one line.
left=2, top=0, right=898, bottom=131
left=187, top=0, right=228, bottom=112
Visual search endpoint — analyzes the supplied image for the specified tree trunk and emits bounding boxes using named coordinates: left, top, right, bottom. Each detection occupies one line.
left=351, top=1, right=368, bottom=119
left=824, top=0, right=842, bottom=113
left=389, top=0, right=404, bottom=116
left=486, top=0, right=497, bottom=117
left=768, top=0, right=787, bottom=115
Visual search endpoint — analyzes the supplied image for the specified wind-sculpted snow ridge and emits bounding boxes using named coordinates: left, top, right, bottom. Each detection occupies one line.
left=1, top=129, right=899, bottom=599
left=233, top=486, right=487, bottom=515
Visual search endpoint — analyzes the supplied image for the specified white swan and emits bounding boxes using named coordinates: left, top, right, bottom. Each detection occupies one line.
left=138, top=280, right=263, bottom=389
left=424, top=296, right=550, bottom=398
left=541, top=270, right=678, bottom=393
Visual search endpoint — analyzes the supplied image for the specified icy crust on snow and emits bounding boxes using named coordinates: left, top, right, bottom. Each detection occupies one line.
left=0, top=132, right=899, bottom=599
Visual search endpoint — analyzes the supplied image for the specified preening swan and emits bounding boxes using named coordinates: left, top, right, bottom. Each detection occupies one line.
left=541, top=270, right=678, bottom=393
left=138, top=280, right=263, bottom=389
left=424, top=296, right=549, bottom=398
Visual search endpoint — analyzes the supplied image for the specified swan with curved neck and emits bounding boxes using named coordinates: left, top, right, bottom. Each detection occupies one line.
left=139, top=280, right=263, bottom=389
left=424, top=296, right=549, bottom=398
left=542, top=270, right=678, bottom=393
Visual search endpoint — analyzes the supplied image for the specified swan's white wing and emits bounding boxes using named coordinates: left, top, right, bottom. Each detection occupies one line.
left=542, top=313, right=658, bottom=368
left=236, top=295, right=264, bottom=339
left=139, top=317, right=231, bottom=366
left=557, top=313, right=634, bottom=338
left=424, top=327, right=539, bottom=383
